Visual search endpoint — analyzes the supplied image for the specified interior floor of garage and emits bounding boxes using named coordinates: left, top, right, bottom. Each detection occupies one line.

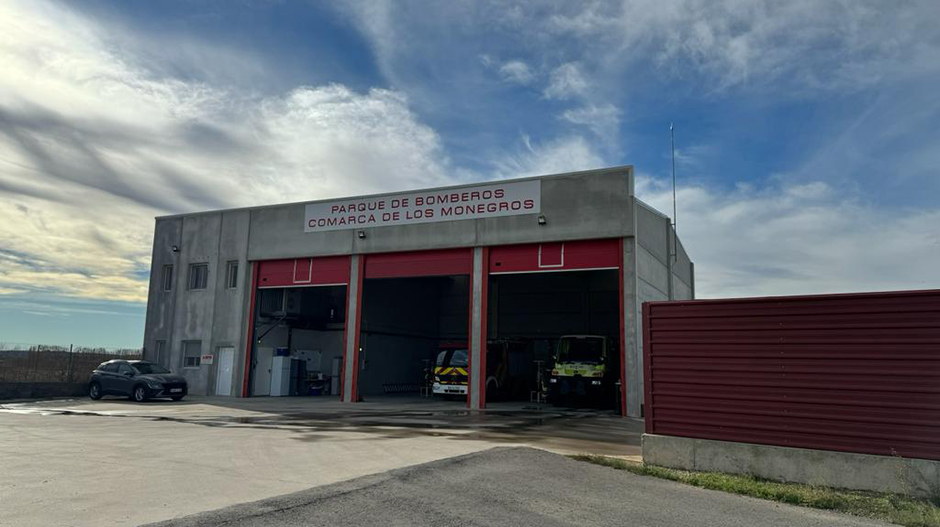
left=487, top=269, right=620, bottom=410
left=358, top=275, right=469, bottom=402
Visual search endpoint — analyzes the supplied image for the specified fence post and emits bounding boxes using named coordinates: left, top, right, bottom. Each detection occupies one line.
left=67, top=344, right=74, bottom=383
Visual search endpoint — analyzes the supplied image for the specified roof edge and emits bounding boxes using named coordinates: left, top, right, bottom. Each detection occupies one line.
left=155, top=165, right=633, bottom=220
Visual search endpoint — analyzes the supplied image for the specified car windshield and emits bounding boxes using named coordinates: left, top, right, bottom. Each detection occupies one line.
left=437, top=349, right=468, bottom=367
left=557, top=337, right=605, bottom=364
left=132, top=363, right=170, bottom=374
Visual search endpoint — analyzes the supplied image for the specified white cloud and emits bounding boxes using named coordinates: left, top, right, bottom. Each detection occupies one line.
left=490, top=135, right=605, bottom=179
left=498, top=60, right=534, bottom=85
left=479, top=55, right=536, bottom=86
left=0, top=0, right=451, bottom=303
left=636, top=176, right=940, bottom=298
left=543, top=62, right=589, bottom=100
left=561, top=104, right=622, bottom=141
left=3, top=0, right=938, bottom=313
left=548, top=0, right=940, bottom=93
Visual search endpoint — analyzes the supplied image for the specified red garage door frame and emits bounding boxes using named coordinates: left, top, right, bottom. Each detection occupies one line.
left=242, top=256, right=352, bottom=397
left=356, top=248, right=474, bottom=404
left=485, top=238, right=628, bottom=415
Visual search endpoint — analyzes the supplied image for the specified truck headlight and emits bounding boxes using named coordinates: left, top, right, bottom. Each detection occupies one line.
left=434, top=376, right=441, bottom=382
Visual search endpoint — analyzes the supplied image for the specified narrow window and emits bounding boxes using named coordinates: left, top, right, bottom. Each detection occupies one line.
left=188, top=263, right=208, bottom=290
left=226, top=260, right=239, bottom=289
left=182, top=340, right=201, bottom=368
left=161, top=264, right=173, bottom=291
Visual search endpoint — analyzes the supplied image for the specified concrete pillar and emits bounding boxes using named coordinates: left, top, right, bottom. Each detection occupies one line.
left=623, top=237, right=643, bottom=418
left=468, top=247, right=486, bottom=410
left=341, top=255, right=363, bottom=403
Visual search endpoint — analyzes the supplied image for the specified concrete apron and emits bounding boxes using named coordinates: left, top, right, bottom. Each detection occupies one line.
left=0, top=396, right=643, bottom=527
left=643, top=433, right=940, bottom=498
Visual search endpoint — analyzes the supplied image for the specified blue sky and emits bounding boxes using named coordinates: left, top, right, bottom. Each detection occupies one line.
left=0, top=0, right=938, bottom=348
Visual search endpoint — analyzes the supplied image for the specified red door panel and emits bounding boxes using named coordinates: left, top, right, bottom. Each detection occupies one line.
left=364, top=248, right=472, bottom=279
left=257, top=256, right=350, bottom=287
left=489, top=239, right=620, bottom=274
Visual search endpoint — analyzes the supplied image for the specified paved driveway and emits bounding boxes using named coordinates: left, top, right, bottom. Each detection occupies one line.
left=0, top=396, right=640, bottom=526
left=143, top=447, right=888, bottom=527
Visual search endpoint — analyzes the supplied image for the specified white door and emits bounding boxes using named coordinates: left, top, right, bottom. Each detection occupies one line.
left=215, top=347, right=235, bottom=396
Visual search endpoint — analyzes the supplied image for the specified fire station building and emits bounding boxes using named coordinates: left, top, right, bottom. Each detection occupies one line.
left=143, top=166, right=693, bottom=417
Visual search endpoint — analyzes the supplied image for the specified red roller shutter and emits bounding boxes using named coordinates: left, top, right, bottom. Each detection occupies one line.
left=257, top=256, right=351, bottom=288
left=489, top=239, right=620, bottom=274
left=364, top=248, right=472, bottom=279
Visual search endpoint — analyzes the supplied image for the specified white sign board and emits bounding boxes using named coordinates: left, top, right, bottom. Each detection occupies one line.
left=200, top=354, right=214, bottom=365
left=304, top=180, right=540, bottom=233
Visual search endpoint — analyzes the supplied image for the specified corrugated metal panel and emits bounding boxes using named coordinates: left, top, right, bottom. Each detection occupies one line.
left=643, top=290, right=940, bottom=461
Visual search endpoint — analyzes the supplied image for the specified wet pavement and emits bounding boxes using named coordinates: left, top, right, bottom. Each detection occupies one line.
left=0, top=395, right=643, bottom=457
left=0, top=395, right=641, bottom=527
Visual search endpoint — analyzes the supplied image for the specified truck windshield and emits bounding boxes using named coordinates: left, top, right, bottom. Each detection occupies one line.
left=437, top=349, right=469, bottom=367
left=557, top=338, right=604, bottom=364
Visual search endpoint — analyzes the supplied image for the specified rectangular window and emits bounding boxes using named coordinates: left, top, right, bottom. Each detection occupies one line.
left=226, top=260, right=239, bottom=289
left=188, top=263, right=208, bottom=290
left=154, top=339, right=166, bottom=365
left=182, top=340, right=201, bottom=368
left=161, top=265, right=173, bottom=291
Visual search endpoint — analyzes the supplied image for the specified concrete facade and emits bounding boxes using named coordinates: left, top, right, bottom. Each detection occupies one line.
left=643, top=433, right=940, bottom=498
left=143, top=166, right=693, bottom=416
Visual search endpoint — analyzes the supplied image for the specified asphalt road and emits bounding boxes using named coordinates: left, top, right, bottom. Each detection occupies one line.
left=143, top=447, right=888, bottom=527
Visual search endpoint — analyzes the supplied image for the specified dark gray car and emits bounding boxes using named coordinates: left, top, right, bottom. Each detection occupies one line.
left=88, top=360, right=188, bottom=402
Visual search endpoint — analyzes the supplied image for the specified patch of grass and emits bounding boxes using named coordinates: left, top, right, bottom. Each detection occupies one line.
left=570, top=454, right=940, bottom=527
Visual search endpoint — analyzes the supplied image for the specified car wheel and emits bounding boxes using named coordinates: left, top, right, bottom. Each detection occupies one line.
left=88, top=382, right=102, bottom=400
left=171, top=396, right=184, bottom=401
left=131, top=385, right=148, bottom=403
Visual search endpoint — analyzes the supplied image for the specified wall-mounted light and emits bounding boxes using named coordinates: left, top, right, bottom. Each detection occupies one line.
left=537, top=214, right=547, bottom=226
left=171, top=245, right=180, bottom=252
left=357, top=230, right=366, bottom=239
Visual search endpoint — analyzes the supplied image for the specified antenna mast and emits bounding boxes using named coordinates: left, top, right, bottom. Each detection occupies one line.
left=670, top=123, right=677, bottom=263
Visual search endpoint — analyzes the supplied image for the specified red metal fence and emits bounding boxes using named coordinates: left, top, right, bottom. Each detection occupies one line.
left=643, top=290, right=940, bottom=461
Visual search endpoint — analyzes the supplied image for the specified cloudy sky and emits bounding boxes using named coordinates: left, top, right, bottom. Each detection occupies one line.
left=1, top=0, right=938, bottom=348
